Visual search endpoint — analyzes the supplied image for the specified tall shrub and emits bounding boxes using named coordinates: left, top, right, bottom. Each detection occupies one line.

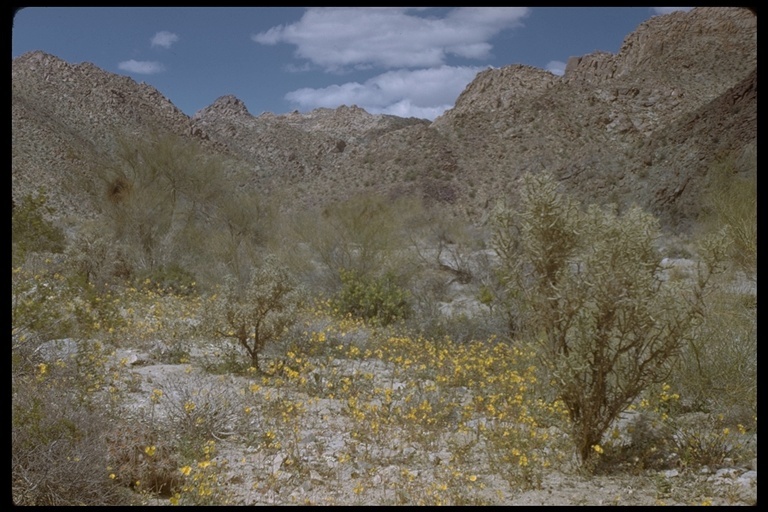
left=492, top=173, right=726, bottom=466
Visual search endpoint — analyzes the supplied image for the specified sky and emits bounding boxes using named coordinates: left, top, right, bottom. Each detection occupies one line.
left=12, top=7, right=694, bottom=121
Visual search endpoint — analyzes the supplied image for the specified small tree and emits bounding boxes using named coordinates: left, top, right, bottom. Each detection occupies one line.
left=91, top=133, right=230, bottom=274
left=493, top=173, right=726, bottom=466
left=207, top=257, right=302, bottom=372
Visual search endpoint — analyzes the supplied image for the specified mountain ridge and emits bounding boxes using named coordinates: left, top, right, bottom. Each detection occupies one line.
left=12, top=7, right=756, bottom=232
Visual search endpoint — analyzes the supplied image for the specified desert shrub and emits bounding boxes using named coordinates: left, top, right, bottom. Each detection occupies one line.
left=105, top=415, right=182, bottom=499
left=12, top=189, right=66, bottom=266
left=622, top=411, right=677, bottom=469
left=699, top=147, right=756, bottom=276
left=204, top=189, right=277, bottom=283
left=492, top=173, right=726, bottom=467
left=12, top=263, right=125, bottom=344
left=65, top=222, right=134, bottom=290
left=155, top=371, right=243, bottom=453
left=333, top=269, right=411, bottom=326
left=670, top=283, right=756, bottom=419
left=12, top=393, right=127, bottom=505
left=673, top=414, right=755, bottom=469
left=13, top=266, right=72, bottom=344
left=411, top=206, right=484, bottom=285
left=12, top=339, right=127, bottom=505
left=88, top=133, right=248, bottom=282
left=408, top=303, right=509, bottom=345
left=289, top=193, right=422, bottom=292
left=595, top=381, right=689, bottom=473
left=204, top=256, right=303, bottom=372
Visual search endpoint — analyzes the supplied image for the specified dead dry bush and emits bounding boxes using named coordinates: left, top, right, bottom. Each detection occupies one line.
left=105, top=416, right=183, bottom=498
left=12, top=369, right=126, bottom=505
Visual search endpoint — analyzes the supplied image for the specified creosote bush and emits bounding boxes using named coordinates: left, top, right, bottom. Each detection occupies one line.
left=492, top=173, right=726, bottom=467
left=333, top=269, right=411, bottom=326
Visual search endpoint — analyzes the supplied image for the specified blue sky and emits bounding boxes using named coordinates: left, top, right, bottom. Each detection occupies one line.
left=12, top=7, right=693, bottom=121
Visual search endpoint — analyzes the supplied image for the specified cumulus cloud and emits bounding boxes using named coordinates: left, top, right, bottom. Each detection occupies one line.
left=284, top=65, right=484, bottom=120
left=118, top=60, right=165, bottom=74
left=151, top=30, right=179, bottom=49
left=253, top=7, right=529, bottom=71
left=651, top=7, right=694, bottom=15
left=545, top=60, right=566, bottom=76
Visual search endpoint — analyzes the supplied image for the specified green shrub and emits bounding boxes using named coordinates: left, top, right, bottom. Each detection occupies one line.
left=289, top=193, right=422, bottom=292
left=65, top=223, right=133, bottom=290
left=88, top=133, right=246, bottom=282
left=12, top=189, right=66, bottom=265
left=333, top=269, right=411, bottom=326
left=492, top=173, right=725, bottom=467
left=12, top=264, right=125, bottom=343
left=699, top=148, right=756, bottom=276
left=673, top=414, right=755, bottom=469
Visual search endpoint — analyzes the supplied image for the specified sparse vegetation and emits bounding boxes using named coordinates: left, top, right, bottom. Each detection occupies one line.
left=12, top=189, right=66, bottom=266
left=12, top=140, right=756, bottom=505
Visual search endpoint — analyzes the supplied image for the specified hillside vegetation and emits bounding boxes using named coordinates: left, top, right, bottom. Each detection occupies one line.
left=12, top=7, right=756, bottom=506
left=12, top=133, right=755, bottom=505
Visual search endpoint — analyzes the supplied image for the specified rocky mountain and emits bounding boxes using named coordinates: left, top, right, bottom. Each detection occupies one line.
left=12, top=7, right=756, bottom=232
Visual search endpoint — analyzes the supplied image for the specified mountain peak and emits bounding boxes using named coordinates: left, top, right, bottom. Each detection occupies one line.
left=194, top=95, right=252, bottom=120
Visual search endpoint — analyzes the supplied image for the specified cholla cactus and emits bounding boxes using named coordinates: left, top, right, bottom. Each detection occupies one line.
left=493, top=173, right=725, bottom=467
left=207, top=257, right=301, bottom=372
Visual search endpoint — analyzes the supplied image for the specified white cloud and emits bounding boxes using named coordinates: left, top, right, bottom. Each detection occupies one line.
left=151, top=30, right=179, bottom=49
left=253, top=7, right=529, bottom=71
left=378, top=99, right=452, bottom=121
left=545, top=60, right=566, bottom=76
left=118, top=59, right=165, bottom=74
left=284, top=65, right=484, bottom=120
left=651, top=7, right=694, bottom=15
